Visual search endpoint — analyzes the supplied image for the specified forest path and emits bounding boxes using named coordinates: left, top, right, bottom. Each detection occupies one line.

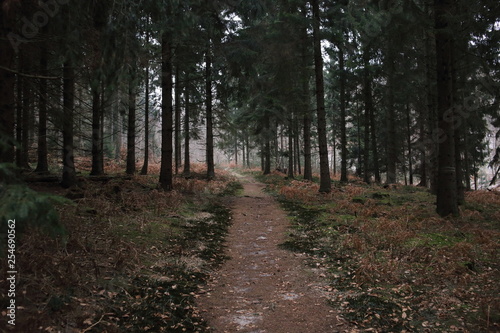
left=197, top=173, right=348, bottom=333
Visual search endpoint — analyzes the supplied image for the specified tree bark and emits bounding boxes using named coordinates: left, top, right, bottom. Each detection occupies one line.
left=35, top=43, right=49, bottom=173
left=90, top=86, right=104, bottom=175
left=452, top=48, right=464, bottom=205
left=356, top=103, right=362, bottom=177
left=418, top=28, right=429, bottom=187
left=234, top=135, right=238, bottom=165
left=263, top=115, right=271, bottom=175
left=174, top=65, right=181, bottom=174
left=339, top=46, right=348, bottom=183
left=455, top=130, right=465, bottom=204
left=303, top=110, right=312, bottom=180
left=126, top=78, right=136, bottom=175
left=61, top=61, right=76, bottom=188
left=160, top=31, right=174, bottom=190
left=301, top=6, right=312, bottom=181
left=141, top=64, right=150, bottom=175
left=246, top=134, right=250, bottom=168
left=264, top=136, right=271, bottom=175
left=21, top=58, right=31, bottom=170
left=406, top=104, right=413, bottom=185
left=113, top=91, right=121, bottom=161
left=418, top=85, right=428, bottom=187
left=369, top=95, right=381, bottom=183
left=260, top=143, right=265, bottom=172
left=295, top=117, right=301, bottom=175
left=287, top=116, right=294, bottom=179
left=183, top=83, right=191, bottom=176
left=311, top=0, right=331, bottom=192
left=363, top=47, right=372, bottom=184
left=464, top=131, right=471, bottom=190
left=16, top=62, right=23, bottom=167
left=435, top=0, right=459, bottom=217
left=0, top=3, right=16, bottom=166
left=206, top=44, right=215, bottom=180
left=385, top=48, right=397, bottom=184
left=426, top=3, right=439, bottom=194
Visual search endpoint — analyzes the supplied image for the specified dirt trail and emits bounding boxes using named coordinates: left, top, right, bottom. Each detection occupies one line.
left=197, top=175, right=348, bottom=333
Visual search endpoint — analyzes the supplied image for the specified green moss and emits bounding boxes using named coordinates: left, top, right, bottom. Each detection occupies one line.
left=219, top=180, right=244, bottom=196
left=352, top=196, right=366, bottom=204
left=406, top=232, right=468, bottom=249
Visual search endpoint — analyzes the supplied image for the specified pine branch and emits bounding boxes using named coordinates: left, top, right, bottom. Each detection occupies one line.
left=0, top=65, right=60, bottom=80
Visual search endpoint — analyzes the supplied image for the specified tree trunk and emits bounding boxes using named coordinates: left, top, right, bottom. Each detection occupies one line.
left=126, top=78, right=136, bottom=175
left=141, top=65, right=150, bottom=175
left=260, top=143, right=265, bottom=172
left=241, top=137, right=247, bottom=168
left=385, top=48, right=397, bottom=184
left=36, top=43, right=49, bottom=173
left=333, top=135, right=337, bottom=176
left=0, top=4, right=16, bottom=166
left=19, top=55, right=33, bottom=170
left=263, top=115, right=271, bottom=175
left=174, top=65, right=181, bottom=174
left=160, top=31, right=174, bottom=190
left=234, top=135, right=238, bottom=165
left=90, top=86, right=104, bottom=175
left=311, top=0, right=331, bottom=192
left=452, top=49, right=464, bottom=205
left=418, top=28, right=428, bottom=187
left=455, top=130, right=465, bottom=204
left=301, top=7, right=312, bottom=181
left=339, top=46, right=348, bottom=183
left=113, top=91, right=121, bottom=161
left=356, top=103, right=362, bottom=177
left=303, top=110, right=312, bottom=180
left=61, top=61, right=76, bottom=188
left=435, top=0, right=459, bottom=217
left=363, top=48, right=372, bottom=184
left=406, top=104, right=413, bottom=185
left=246, top=134, right=250, bottom=168
left=295, top=118, right=301, bottom=175
left=464, top=131, right=471, bottom=190
left=288, top=116, right=294, bottom=179
left=206, top=44, right=215, bottom=180
left=16, top=63, right=23, bottom=167
left=418, top=90, right=428, bottom=187
left=264, top=136, right=271, bottom=175
left=370, top=98, right=381, bottom=183
left=183, top=83, right=191, bottom=176
left=426, top=3, right=439, bottom=194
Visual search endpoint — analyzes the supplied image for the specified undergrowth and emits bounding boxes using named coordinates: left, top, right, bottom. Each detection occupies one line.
left=254, top=170, right=500, bottom=332
left=0, top=164, right=238, bottom=332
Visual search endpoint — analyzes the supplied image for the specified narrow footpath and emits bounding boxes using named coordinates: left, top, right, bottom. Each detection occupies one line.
left=197, top=175, right=349, bottom=333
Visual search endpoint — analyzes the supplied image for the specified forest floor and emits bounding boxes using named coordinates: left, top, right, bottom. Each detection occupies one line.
left=1, top=164, right=499, bottom=332
left=252, top=170, right=500, bottom=333
left=1, top=164, right=242, bottom=332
